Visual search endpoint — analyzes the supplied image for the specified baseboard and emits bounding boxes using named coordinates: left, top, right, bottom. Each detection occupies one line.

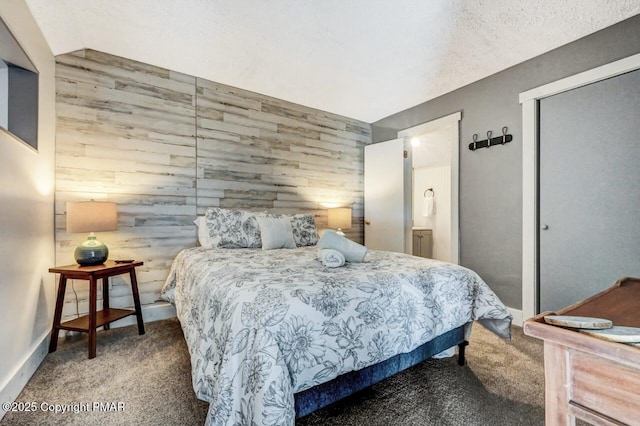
left=0, top=302, right=177, bottom=421
left=0, top=330, right=50, bottom=421
left=508, top=307, right=523, bottom=327
left=108, top=301, right=176, bottom=328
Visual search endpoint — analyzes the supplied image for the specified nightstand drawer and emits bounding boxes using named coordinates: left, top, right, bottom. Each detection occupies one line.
left=570, top=350, right=640, bottom=425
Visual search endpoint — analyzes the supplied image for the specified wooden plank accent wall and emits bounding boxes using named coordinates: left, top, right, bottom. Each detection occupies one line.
left=55, top=50, right=197, bottom=320
left=195, top=78, right=370, bottom=235
left=55, top=49, right=371, bottom=321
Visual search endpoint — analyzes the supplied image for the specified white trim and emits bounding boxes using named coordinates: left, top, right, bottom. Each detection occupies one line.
left=0, top=331, right=49, bottom=421
left=398, top=111, right=462, bottom=264
left=104, top=301, right=176, bottom=329
left=520, top=53, right=640, bottom=321
left=521, top=99, right=538, bottom=322
left=520, top=53, right=640, bottom=103
left=0, top=302, right=177, bottom=421
left=507, top=307, right=523, bottom=328
left=450, top=121, right=460, bottom=265
left=403, top=138, right=413, bottom=255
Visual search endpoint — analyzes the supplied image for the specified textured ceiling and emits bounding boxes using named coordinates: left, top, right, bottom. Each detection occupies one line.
left=24, top=0, right=640, bottom=122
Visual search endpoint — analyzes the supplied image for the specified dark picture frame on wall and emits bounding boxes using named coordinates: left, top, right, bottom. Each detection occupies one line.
left=0, top=16, right=39, bottom=151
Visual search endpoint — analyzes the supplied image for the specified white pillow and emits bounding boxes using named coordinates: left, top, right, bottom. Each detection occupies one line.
left=257, top=217, right=296, bottom=250
left=194, top=216, right=212, bottom=248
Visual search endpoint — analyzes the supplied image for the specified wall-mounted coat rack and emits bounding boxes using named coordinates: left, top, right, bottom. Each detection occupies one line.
left=469, top=126, right=512, bottom=151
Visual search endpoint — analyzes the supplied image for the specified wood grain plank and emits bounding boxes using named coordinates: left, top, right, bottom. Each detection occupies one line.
left=56, top=49, right=371, bottom=318
left=56, top=50, right=197, bottom=318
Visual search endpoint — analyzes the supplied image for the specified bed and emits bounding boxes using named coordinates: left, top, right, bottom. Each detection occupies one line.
left=161, top=241, right=511, bottom=425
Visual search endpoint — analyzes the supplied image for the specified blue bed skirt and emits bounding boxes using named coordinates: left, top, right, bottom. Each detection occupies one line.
left=294, top=325, right=466, bottom=418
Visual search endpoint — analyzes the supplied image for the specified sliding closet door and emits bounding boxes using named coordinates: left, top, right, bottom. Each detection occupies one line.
left=539, top=69, right=640, bottom=313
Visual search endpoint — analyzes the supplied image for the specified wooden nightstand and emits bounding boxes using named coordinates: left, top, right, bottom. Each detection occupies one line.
left=49, top=261, right=145, bottom=359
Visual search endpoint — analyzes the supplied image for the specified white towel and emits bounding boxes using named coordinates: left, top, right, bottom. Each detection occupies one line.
left=422, top=194, right=435, bottom=217
left=317, top=248, right=345, bottom=268
left=317, top=230, right=367, bottom=262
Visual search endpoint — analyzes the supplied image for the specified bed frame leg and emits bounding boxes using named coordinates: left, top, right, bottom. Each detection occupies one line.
left=457, top=341, right=469, bottom=366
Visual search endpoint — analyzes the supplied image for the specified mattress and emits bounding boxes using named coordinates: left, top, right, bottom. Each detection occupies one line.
left=161, top=246, right=511, bottom=426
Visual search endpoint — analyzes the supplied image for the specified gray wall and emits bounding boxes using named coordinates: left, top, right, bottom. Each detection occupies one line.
left=1, top=15, right=39, bottom=149
left=371, top=15, right=640, bottom=309
left=7, top=65, right=38, bottom=148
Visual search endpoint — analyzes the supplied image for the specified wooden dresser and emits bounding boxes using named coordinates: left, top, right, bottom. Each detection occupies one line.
left=524, top=277, right=640, bottom=426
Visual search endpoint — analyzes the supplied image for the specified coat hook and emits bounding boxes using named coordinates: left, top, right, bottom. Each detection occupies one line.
left=424, top=188, right=434, bottom=197
left=469, top=126, right=512, bottom=151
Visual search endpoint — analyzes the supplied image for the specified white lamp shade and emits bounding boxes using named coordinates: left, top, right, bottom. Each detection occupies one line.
left=66, top=201, right=118, bottom=233
left=328, top=207, right=352, bottom=230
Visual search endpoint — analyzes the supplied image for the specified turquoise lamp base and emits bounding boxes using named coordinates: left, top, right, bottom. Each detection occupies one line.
left=75, top=233, right=109, bottom=266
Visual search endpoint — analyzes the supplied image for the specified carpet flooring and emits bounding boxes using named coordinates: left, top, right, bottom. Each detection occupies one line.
left=1, top=319, right=546, bottom=426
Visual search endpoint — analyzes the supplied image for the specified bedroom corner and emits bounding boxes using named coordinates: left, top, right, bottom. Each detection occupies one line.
left=2, top=1, right=640, bottom=425
left=0, top=0, right=56, bottom=420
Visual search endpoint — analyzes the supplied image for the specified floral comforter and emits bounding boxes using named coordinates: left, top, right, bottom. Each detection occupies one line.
left=161, top=246, right=511, bottom=426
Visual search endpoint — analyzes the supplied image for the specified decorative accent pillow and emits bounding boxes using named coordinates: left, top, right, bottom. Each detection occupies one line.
left=193, top=216, right=213, bottom=248
left=257, top=217, right=296, bottom=250
left=204, top=207, right=263, bottom=248
left=289, top=213, right=319, bottom=246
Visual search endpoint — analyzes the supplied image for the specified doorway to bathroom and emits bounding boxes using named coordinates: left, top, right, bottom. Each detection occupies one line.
left=398, top=112, right=460, bottom=263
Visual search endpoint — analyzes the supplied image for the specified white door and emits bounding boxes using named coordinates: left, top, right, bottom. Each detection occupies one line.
left=364, top=138, right=407, bottom=252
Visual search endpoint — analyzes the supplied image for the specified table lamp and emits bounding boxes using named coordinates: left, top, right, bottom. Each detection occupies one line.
left=328, top=207, right=352, bottom=236
left=66, top=201, right=118, bottom=266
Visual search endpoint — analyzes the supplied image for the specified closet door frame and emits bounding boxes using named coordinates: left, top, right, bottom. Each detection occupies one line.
left=519, top=53, right=640, bottom=321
